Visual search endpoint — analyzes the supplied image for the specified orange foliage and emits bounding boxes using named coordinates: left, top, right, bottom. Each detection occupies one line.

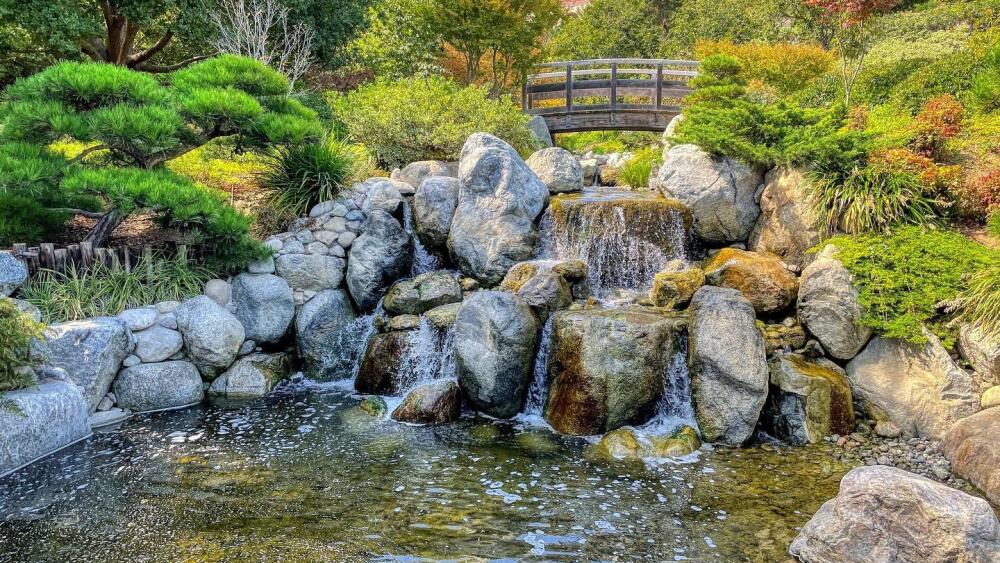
left=912, top=94, right=964, bottom=159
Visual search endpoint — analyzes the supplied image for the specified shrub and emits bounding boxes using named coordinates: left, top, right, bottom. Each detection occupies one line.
left=825, top=227, right=997, bottom=345
left=617, top=147, right=662, bottom=188
left=911, top=94, right=964, bottom=159
left=21, top=257, right=214, bottom=323
left=0, top=298, right=43, bottom=393
left=556, top=131, right=660, bottom=155
left=957, top=264, right=1000, bottom=339
left=968, top=42, right=1000, bottom=113
left=693, top=40, right=834, bottom=96
left=263, top=140, right=361, bottom=222
left=890, top=49, right=985, bottom=113
left=869, top=148, right=961, bottom=193
left=0, top=193, right=70, bottom=246
left=333, top=76, right=535, bottom=169
left=953, top=168, right=1000, bottom=219
left=663, top=0, right=789, bottom=56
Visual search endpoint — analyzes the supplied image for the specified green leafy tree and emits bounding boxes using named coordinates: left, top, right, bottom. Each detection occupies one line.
left=547, top=0, right=667, bottom=60
left=0, top=55, right=323, bottom=267
left=350, top=0, right=443, bottom=79
left=663, top=0, right=790, bottom=56
left=0, top=0, right=216, bottom=72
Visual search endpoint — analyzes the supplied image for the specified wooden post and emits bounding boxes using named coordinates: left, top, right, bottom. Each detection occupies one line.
left=656, top=63, right=664, bottom=110
left=565, top=63, right=573, bottom=112
left=521, top=79, right=528, bottom=111
left=79, top=242, right=94, bottom=272
left=143, top=245, right=154, bottom=278
left=39, top=243, right=55, bottom=271
left=610, top=62, right=618, bottom=118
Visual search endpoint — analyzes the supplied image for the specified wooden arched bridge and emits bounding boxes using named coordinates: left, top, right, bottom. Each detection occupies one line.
left=522, top=59, right=699, bottom=135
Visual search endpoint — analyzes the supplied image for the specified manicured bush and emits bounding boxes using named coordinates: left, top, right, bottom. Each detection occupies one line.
left=263, top=140, right=365, bottom=222
left=0, top=298, right=43, bottom=393
left=809, top=164, right=945, bottom=236
left=332, top=76, right=535, bottom=168
left=953, top=168, right=1000, bottom=220
left=21, top=257, right=214, bottom=323
left=0, top=55, right=322, bottom=268
left=0, top=194, right=70, bottom=246
left=911, top=94, right=964, bottom=159
left=617, top=147, right=661, bottom=188
left=869, top=148, right=961, bottom=193
left=693, top=40, right=834, bottom=97
left=825, top=227, right=998, bottom=345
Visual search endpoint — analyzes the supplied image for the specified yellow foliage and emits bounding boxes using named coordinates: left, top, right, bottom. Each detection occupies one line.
left=694, top=40, right=834, bottom=96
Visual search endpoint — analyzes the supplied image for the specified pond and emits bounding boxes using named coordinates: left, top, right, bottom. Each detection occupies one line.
left=0, top=379, right=855, bottom=562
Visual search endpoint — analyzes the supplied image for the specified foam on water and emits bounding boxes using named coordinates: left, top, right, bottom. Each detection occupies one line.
left=402, top=198, right=441, bottom=276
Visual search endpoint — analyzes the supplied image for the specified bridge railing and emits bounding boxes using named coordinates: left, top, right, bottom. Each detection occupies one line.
left=522, top=59, right=699, bottom=116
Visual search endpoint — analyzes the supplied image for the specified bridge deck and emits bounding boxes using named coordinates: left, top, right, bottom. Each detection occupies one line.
left=522, top=59, right=698, bottom=135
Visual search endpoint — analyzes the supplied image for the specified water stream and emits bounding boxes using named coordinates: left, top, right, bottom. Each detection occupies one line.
left=402, top=199, right=441, bottom=276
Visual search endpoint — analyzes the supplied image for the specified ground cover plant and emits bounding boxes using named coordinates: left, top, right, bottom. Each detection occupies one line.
left=0, top=298, right=43, bottom=393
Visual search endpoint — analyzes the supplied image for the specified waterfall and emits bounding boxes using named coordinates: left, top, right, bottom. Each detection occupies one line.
left=524, top=317, right=555, bottom=415
left=392, top=317, right=457, bottom=394
left=536, top=190, right=689, bottom=299
left=347, top=313, right=378, bottom=382
left=402, top=199, right=441, bottom=276
left=641, top=334, right=697, bottom=435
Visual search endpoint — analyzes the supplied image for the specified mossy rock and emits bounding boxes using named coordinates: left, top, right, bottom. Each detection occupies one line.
left=650, top=263, right=705, bottom=308
left=703, top=248, right=798, bottom=315
left=359, top=396, right=388, bottom=417
left=594, top=425, right=701, bottom=461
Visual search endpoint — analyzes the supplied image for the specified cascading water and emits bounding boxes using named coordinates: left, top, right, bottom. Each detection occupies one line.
left=641, top=334, right=696, bottom=435
left=390, top=317, right=458, bottom=396
left=536, top=189, right=691, bottom=299
left=402, top=199, right=441, bottom=276
left=523, top=317, right=555, bottom=416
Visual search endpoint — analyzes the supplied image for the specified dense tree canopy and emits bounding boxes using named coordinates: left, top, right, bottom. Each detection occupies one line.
left=547, top=0, right=667, bottom=60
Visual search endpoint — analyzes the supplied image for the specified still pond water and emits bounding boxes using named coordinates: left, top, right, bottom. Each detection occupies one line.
left=0, top=380, right=852, bottom=562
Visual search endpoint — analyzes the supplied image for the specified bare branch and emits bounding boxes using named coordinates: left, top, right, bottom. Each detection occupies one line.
left=210, top=0, right=316, bottom=91
left=128, top=29, right=175, bottom=66
left=47, top=208, right=107, bottom=219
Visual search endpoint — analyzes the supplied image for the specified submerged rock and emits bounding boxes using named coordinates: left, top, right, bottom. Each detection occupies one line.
left=526, top=147, right=584, bottom=194
left=941, top=407, right=1000, bottom=506
left=383, top=270, right=463, bottom=316
left=294, top=289, right=359, bottom=381
left=656, top=144, right=762, bottom=244
left=789, top=466, right=1000, bottom=562
left=209, top=353, right=291, bottom=399
left=113, top=361, right=204, bottom=412
left=359, top=396, right=388, bottom=417
left=595, top=425, right=700, bottom=461
left=846, top=331, right=979, bottom=440
left=39, top=317, right=134, bottom=412
left=448, top=133, right=548, bottom=286
left=797, top=246, right=871, bottom=360
left=391, top=379, right=462, bottom=425
left=688, top=286, right=768, bottom=446
left=175, top=296, right=245, bottom=380
left=545, top=307, right=682, bottom=436
left=0, top=382, right=90, bottom=476
left=454, top=291, right=538, bottom=418
left=413, top=176, right=460, bottom=250
left=703, top=248, right=798, bottom=315
left=747, top=167, right=822, bottom=269
left=231, top=273, right=294, bottom=345
left=765, top=353, right=854, bottom=444
left=650, top=261, right=704, bottom=309
left=347, top=209, right=413, bottom=311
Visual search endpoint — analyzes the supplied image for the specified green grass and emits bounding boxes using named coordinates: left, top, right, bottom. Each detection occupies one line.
left=556, top=131, right=660, bottom=155
left=21, top=256, right=214, bottom=323
left=617, top=147, right=661, bottom=188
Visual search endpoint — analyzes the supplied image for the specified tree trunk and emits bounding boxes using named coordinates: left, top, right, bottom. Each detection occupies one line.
left=83, top=210, right=125, bottom=248
left=82, top=2, right=208, bottom=73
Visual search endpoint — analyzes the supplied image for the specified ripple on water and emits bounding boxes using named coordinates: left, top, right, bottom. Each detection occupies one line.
left=0, top=387, right=855, bottom=561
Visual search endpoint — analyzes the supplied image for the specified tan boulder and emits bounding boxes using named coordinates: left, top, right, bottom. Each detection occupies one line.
left=703, top=248, right=799, bottom=314
left=957, top=324, right=1000, bottom=383
left=940, top=407, right=1000, bottom=506
left=747, top=167, right=822, bottom=269
left=764, top=353, right=854, bottom=444
left=594, top=425, right=700, bottom=461
left=650, top=261, right=704, bottom=308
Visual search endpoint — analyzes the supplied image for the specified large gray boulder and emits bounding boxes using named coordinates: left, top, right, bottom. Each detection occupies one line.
left=132, top=325, right=184, bottom=363
left=797, top=245, right=871, bottom=360
left=174, top=296, right=245, bottom=379
left=39, top=317, right=134, bottom=412
left=383, top=270, right=463, bottom=316
left=0, top=252, right=28, bottom=297
left=846, top=331, right=980, bottom=441
left=957, top=324, right=1000, bottom=381
left=274, top=253, right=345, bottom=293
left=526, top=147, right=584, bottom=194
left=231, top=273, right=294, bottom=345
left=113, top=361, right=204, bottom=412
left=688, top=286, right=768, bottom=446
left=544, top=308, right=682, bottom=435
left=209, top=353, right=291, bottom=399
left=789, top=466, right=1000, bottom=562
left=454, top=291, right=538, bottom=418
left=447, top=133, right=549, bottom=286
left=747, top=167, right=823, bottom=269
left=656, top=144, right=762, bottom=244
left=347, top=209, right=413, bottom=311
left=392, top=160, right=455, bottom=190
left=413, top=176, right=461, bottom=249
left=0, top=382, right=90, bottom=476
left=294, top=289, right=359, bottom=380
left=527, top=115, right=553, bottom=148
left=359, top=178, right=406, bottom=214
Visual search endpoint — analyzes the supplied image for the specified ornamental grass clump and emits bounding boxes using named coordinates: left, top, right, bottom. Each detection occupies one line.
left=262, top=140, right=361, bottom=221
left=0, top=298, right=43, bottom=393
left=617, top=147, right=661, bottom=188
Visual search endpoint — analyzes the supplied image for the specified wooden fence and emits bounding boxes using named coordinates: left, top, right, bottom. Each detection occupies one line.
left=7, top=242, right=199, bottom=278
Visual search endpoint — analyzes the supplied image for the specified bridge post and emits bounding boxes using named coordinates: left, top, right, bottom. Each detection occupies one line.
left=655, top=63, right=664, bottom=110
left=610, top=62, right=618, bottom=125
